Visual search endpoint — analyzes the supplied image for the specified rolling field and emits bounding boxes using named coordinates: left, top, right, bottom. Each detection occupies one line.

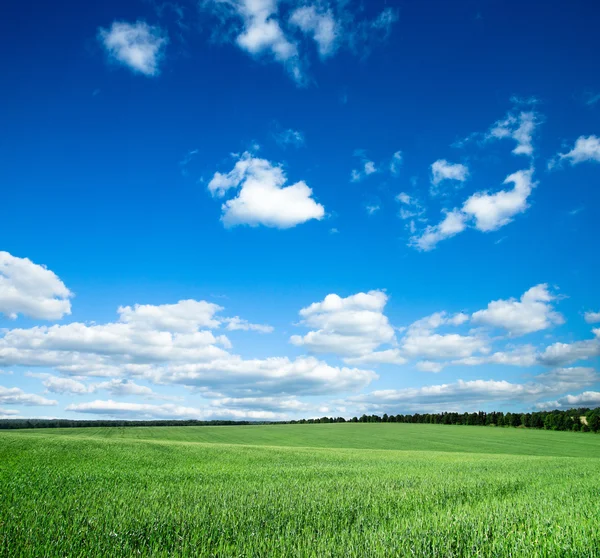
left=1, top=424, right=600, bottom=557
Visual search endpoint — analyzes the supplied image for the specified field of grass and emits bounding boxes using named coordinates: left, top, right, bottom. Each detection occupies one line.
left=1, top=424, right=600, bottom=557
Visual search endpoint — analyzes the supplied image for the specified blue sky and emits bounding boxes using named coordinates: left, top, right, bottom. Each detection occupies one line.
left=1, top=0, right=599, bottom=421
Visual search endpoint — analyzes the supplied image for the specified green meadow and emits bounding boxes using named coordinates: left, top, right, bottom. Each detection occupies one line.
left=1, top=424, right=599, bottom=557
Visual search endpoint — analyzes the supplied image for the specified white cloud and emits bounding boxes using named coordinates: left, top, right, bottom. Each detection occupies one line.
left=584, top=311, right=600, bottom=324
left=151, top=356, right=377, bottom=396
left=0, top=385, right=57, bottom=406
left=273, top=128, right=305, bottom=147
left=472, top=284, right=564, bottom=336
left=201, top=1, right=397, bottom=84
left=409, top=209, right=466, bottom=251
left=462, top=169, right=535, bottom=232
left=396, top=192, right=425, bottom=223
left=0, top=298, right=376, bottom=397
left=410, top=169, right=535, bottom=251
left=42, top=375, right=90, bottom=395
left=400, top=312, right=488, bottom=361
left=290, top=291, right=396, bottom=359
left=65, top=399, right=281, bottom=420
left=343, top=367, right=598, bottom=414
left=415, top=361, right=445, bottom=373
left=351, top=159, right=377, bottom=182
left=289, top=6, right=338, bottom=58
left=0, top=251, right=72, bottom=320
left=0, top=408, right=19, bottom=418
left=118, top=300, right=223, bottom=332
left=390, top=151, right=403, bottom=175
left=232, top=0, right=302, bottom=82
left=537, top=391, right=600, bottom=410
left=552, top=135, right=600, bottom=166
left=223, top=316, right=274, bottom=333
left=366, top=205, right=380, bottom=216
left=487, top=111, right=538, bottom=156
left=208, top=152, right=325, bottom=228
left=430, top=159, right=469, bottom=186
left=344, top=349, right=407, bottom=366
left=537, top=335, right=600, bottom=367
left=98, top=21, right=168, bottom=76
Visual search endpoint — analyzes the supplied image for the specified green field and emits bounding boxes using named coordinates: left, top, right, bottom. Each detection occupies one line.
left=1, top=424, right=600, bottom=557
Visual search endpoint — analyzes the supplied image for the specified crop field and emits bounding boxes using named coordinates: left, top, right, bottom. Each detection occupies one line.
left=1, top=424, right=600, bottom=557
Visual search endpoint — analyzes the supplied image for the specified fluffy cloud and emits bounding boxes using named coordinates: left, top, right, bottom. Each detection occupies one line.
left=400, top=312, right=488, bottom=361
left=430, top=159, right=469, bottom=186
left=537, top=334, right=600, bottom=367
left=487, top=111, right=538, bottom=156
left=0, top=298, right=376, bottom=398
left=472, top=284, right=564, bottom=336
left=148, top=356, right=377, bottom=396
left=98, top=21, right=168, bottom=76
left=343, top=367, right=598, bottom=414
left=0, top=251, right=72, bottom=320
left=289, top=6, right=338, bottom=58
left=290, top=291, right=396, bottom=359
left=201, top=1, right=397, bottom=83
left=0, top=385, right=57, bottom=406
left=410, top=169, right=535, bottom=250
left=118, top=300, right=223, bottom=332
left=462, top=169, right=536, bottom=232
left=537, top=391, right=600, bottom=410
left=65, top=400, right=282, bottom=420
left=551, top=135, right=600, bottom=167
left=584, top=311, right=600, bottom=324
left=409, top=209, right=466, bottom=251
left=208, top=152, right=325, bottom=228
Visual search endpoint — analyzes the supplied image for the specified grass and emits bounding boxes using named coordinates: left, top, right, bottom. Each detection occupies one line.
left=1, top=424, right=599, bottom=557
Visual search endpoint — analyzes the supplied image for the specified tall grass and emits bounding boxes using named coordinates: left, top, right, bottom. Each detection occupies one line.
left=1, top=424, right=599, bottom=557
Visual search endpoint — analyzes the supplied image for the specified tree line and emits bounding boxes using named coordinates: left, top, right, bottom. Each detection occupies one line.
left=1, top=407, right=599, bottom=431
left=288, top=407, right=600, bottom=432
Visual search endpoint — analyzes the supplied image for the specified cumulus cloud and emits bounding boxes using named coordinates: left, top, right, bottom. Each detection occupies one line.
left=65, top=399, right=282, bottom=420
left=584, top=311, right=600, bottom=324
left=118, top=300, right=223, bottom=332
left=201, top=1, right=397, bottom=83
left=0, top=385, right=57, bottom=406
left=0, top=298, right=376, bottom=398
left=0, top=251, right=72, bottom=320
left=487, top=111, right=538, bottom=156
left=536, top=391, right=600, bottom=410
left=208, top=152, right=325, bottom=228
left=400, top=312, right=488, bottom=361
left=410, top=169, right=535, bottom=250
left=430, top=159, right=469, bottom=187
left=343, top=366, right=598, bottom=414
left=462, top=169, right=535, bottom=232
left=537, top=335, right=600, bottom=367
left=289, top=6, right=338, bottom=58
left=290, top=291, right=397, bottom=360
left=149, top=356, right=377, bottom=396
left=472, top=284, right=564, bottom=336
left=550, top=135, right=600, bottom=168
left=98, top=21, right=168, bottom=76
left=409, top=209, right=466, bottom=251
